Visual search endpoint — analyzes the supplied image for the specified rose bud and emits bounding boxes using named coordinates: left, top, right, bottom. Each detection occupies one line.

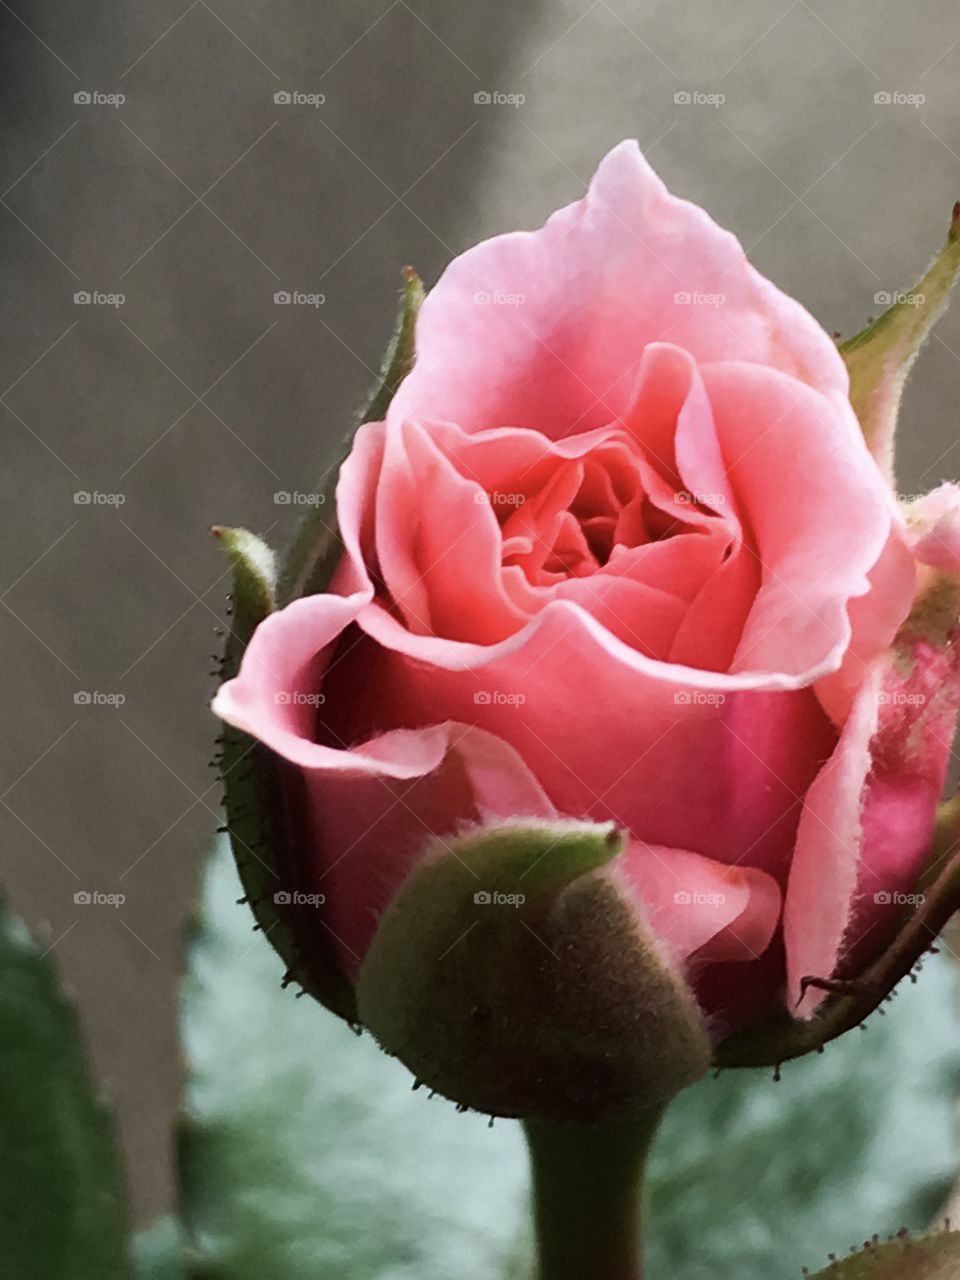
left=212, top=142, right=960, bottom=1118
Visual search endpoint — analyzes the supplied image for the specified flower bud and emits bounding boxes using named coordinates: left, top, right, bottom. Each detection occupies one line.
left=355, top=821, right=711, bottom=1121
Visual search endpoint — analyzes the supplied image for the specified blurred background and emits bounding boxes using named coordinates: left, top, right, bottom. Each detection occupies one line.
left=2, top=0, right=959, bottom=1226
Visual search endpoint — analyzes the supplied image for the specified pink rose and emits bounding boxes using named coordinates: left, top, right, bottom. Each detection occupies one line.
left=213, top=141, right=958, bottom=1041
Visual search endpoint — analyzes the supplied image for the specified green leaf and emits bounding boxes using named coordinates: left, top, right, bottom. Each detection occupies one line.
left=179, top=841, right=960, bottom=1280
left=840, top=203, right=960, bottom=478
left=356, top=820, right=711, bottom=1122
left=0, top=897, right=131, bottom=1280
left=807, top=1233, right=960, bottom=1278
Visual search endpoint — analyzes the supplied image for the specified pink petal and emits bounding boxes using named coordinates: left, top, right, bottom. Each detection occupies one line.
left=213, top=593, right=558, bottom=972
left=389, top=140, right=852, bottom=442
left=783, top=665, right=881, bottom=1017
left=376, top=418, right=528, bottom=642
left=617, top=842, right=782, bottom=967
left=703, top=361, right=911, bottom=682
left=358, top=598, right=836, bottom=884
left=329, top=420, right=384, bottom=596
left=786, top=637, right=960, bottom=1016
left=907, top=482, right=960, bottom=573
left=815, top=526, right=916, bottom=725
left=212, top=592, right=372, bottom=765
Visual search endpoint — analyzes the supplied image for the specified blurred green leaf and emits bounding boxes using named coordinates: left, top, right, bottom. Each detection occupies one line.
left=0, top=897, right=130, bottom=1280
left=179, top=842, right=529, bottom=1280
left=648, top=959, right=960, bottom=1279
left=134, top=1217, right=184, bottom=1280
left=179, top=842, right=960, bottom=1279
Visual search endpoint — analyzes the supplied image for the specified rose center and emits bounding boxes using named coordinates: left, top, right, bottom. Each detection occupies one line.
left=493, top=447, right=699, bottom=589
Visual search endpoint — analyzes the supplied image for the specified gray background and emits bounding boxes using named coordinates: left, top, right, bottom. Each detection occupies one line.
left=2, top=0, right=959, bottom=1226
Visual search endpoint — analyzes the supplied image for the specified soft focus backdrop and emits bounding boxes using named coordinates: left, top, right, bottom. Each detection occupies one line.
left=2, top=0, right=959, bottom=1223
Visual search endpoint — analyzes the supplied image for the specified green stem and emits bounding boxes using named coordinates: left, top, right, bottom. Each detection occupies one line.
left=523, top=1108, right=663, bottom=1280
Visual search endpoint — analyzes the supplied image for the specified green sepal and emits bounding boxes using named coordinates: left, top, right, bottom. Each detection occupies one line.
left=840, top=203, right=960, bottom=478
left=212, top=525, right=357, bottom=1022
left=356, top=819, right=712, bottom=1122
left=808, top=1232, right=960, bottom=1278
left=277, top=266, right=424, bottom=607
left=211, top=272, right=424, bottom=1021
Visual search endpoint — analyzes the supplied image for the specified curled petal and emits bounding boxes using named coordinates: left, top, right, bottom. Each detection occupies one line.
left=617, top=842, right=782, bottom=967
left=389, top=141, right=853, bottom=441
